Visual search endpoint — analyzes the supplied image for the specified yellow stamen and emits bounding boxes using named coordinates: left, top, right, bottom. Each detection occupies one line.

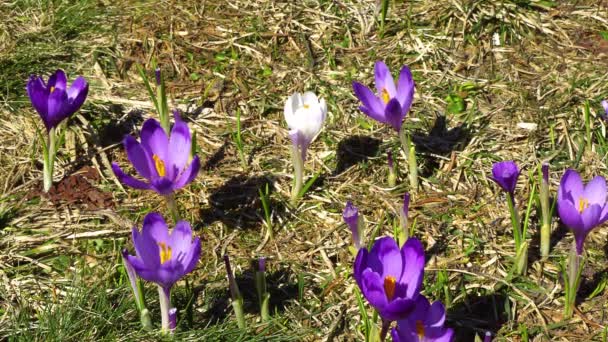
left=153, top=154, right=166, bottom=177
left=50, top=86, right=55, bottom=93
left=158, top=242, right=172, bottom=264
left=415, top=320, right=425, bottom=338
left=384, top=276, right=397, bottom=301
left=579, top=197, right=589, bottom=213
left=381, top=88, right=390, bottom=104
left=303, top=104, right=310, bottom=109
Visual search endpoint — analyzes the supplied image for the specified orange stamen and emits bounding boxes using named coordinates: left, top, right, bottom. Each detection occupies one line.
left=416, top=320, right=425, bottom=338
left=578, top=197, right=589, bottom=213
left=384, top=276, right=397, bottom=301
left=158, top=242, right=172, bottom=264
left=153, top=154, right=166, bottom=177
left=50, top=86, right=55, bottom=93
left=381, top=88, right=390, bottom=104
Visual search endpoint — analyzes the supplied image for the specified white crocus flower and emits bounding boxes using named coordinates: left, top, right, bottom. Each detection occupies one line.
left=284, top=91, right=327, bottom=205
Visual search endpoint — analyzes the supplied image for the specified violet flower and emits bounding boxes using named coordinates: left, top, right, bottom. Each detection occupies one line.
left=343, top=201, right=361, bottom=250
left=490, top=161, right=520, bottom=196
left=26, top=69, right=89, bottom=132
left=111, top=114, right=200, bottom=196
left=390, top=295, right=454, bottom=342
left=557, top=169, right=608, bottom=255
left=353, top=236, right=424, bottom=321
left=352, top=61, right=414, bottom=132
left=602, top=100, right=608, bottom=121
left=124, top=212, right=201, bottom=332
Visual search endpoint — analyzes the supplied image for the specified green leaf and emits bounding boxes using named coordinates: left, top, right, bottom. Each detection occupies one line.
left=446, top=94, right=466, bottom=114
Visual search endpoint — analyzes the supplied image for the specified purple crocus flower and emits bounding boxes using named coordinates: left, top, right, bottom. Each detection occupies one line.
left=352, top=61, right=415, bottom=131
left=26, top=69, right=89, bottom=131
left=111, top=114, right=200, bottom=195
left=353, top=236, right=424, bottom=321
left=490, top=161, right=520, bottom=195
left=391, top=295, right=454, bottom=342
left=602, top=100, right=608, bottom=121
left=343, top=201, right=361, bottom=249
left=557, top=169, right=608, bottom=254
left=125, top=212, right=201, bottom=289
left=542, top=163, right=549, bottom=184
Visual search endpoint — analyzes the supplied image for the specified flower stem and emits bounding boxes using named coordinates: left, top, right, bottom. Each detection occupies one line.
left=564, top=242, right=584, bottom=318
left=539, top=178, right=551, bottom=259
left=165, top=194, right=180, bottom=223
left=158, top=285, right=173, bottom=333
left=290, top=144, right=304, bottom=206
left=379, top=318, right=391, bottom=342
left=399, top=129, right=418, bottom=192
left=43, top=127, right=56, bottom=192
left=506, top=194, right=521, bottom=250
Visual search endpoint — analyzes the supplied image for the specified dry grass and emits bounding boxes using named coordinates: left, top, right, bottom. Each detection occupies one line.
left=2, top=0, right=608, bottom=340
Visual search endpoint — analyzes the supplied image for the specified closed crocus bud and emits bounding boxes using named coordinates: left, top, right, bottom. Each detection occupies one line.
left=284, top=91, right=327, bottom=161
left=484, top=331, right=492, bottom=342
left=399, top=193, right=410, bottom=246
left=343, top=201, right=361, bottom=250
left=155, top=67, right=162, bottom=86
left=490, top=160, right=520, bottom=196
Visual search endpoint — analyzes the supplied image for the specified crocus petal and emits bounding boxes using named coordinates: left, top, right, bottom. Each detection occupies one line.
left=169, top=221, right=194, bottom=257
left=124, top=135, right=154, bottom=179
left=65, top=76, right=88, bottom=113
left=384, top=98, right=404, bottom=131
left=132, top=226, right=161, bottom=268
left=360, top=269, right=388, bottom=309
left=289, top=129, right=310, bottom=161
left=390, top=329, right=401, bottom=342
left=583, top=176, right=607, bottom=206
left=151, top=178, right=176, bottom=196
left=374, top=61, right=397, bottom=98
left=382, top=297, right=416, bottom=321
left=142, top=212, right=170, bottom=243
left=558, top=201, right=584, bottom=231
left=396, top=65, right=415, bottom=112
left=48, top=70, right=67, bottom=92
left=127, top=255, right=162, bottom=284
left=560, top=169, right=584, bottom=202
left=182, top=237, right=201, bottom=275
left=400, top=238, right=425, bottom=297
left=602, top=100, right=608, bottom=114
left=140, top=119, right=169, bottom=160
left=173, top=156, right=200, bottom=190
left=111, top=162, right=152, bottom=190
left=427, top=300, right=447, bottom=327
left=284, top=92, right=302, bottom=130
left=581, top=204, right=601, bottom=231
left=26, top=76, right=50, bottom=128
left=46, top=88, right=69, bottom=126
left=353, top=247, right=368, bottom=287
left=367, top=236, right=403, bottom=279
left=353, top=82, right=385, bottom=121
left=168, top=117, right=192, bottom=173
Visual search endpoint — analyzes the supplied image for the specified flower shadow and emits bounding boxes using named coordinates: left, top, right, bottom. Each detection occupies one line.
left=199, top=174, right=285, bottom=231
left=333, top=135, right=381, bottom=175
left=412, top=114, right=471, bottom=177
left=447, top=291, right=509, bottom=340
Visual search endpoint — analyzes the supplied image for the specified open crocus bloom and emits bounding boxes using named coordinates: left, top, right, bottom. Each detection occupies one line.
left=391, top=295, right=454, bottom=342
left=557, top=169, right=608, bottom=254
left=124, top=212, right=201, bottom=289
left=353, top=236, right=424, bottom=321
left=26, top=69, right=89, bottom=131
left=352, top=61, right=414, bottom=131
left=490, top=160, right=520, bottom=195
left=112, top=114, right=200, bottom=195
left=284, top=91, right=327, bottom=161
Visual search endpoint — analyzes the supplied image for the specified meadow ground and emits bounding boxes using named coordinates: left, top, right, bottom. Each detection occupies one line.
left=1, top=0, right=608, bottom=340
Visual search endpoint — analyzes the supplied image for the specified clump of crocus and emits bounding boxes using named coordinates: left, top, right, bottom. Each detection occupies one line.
left=255, top=257, right=270, bottom=321
left=390, top=295, right=454, bottom=342
left=354, top=236, right=425, bottom=340
left=111, top=113, right=200, bottom=220
left=284, top=91, right=327, bottom=205
left=343, top=201, right=363, bottom=254
left=557, top=169, right=608, bottom=317
left=490, top=160, right=527, bottom=275
left=224, top=255, right=246, bottom=328
left=398, top=193, right=411, bottom=246
left=26, top=69, right=89, bottom=192
left=539, top=163, right=551, bottom=259
left=123, top=212, right=201, bottom=332
left=352, top=61, right=417, bottom=190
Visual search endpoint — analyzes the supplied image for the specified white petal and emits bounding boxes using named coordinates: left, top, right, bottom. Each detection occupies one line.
left=319, top=97, right=327, bottom=120
left=284, top=92, right=302, bottom=130
left=301, top=91, right=319, bottom=105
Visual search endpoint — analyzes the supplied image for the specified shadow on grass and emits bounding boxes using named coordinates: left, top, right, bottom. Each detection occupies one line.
left=447, top=291, right=509, bottom=340
left=333, top=135, right=381, bottom=175
left=203, top=140, right=228, bottom=170
left=412, top=114, right=470, bottom=177
left=425, top=223, right=450, bottom=260
left=199, top=264, right=308, bottom=324
left=199, top=174, right=285, bottom=230
left=576, top=267, right=608, bottom=305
